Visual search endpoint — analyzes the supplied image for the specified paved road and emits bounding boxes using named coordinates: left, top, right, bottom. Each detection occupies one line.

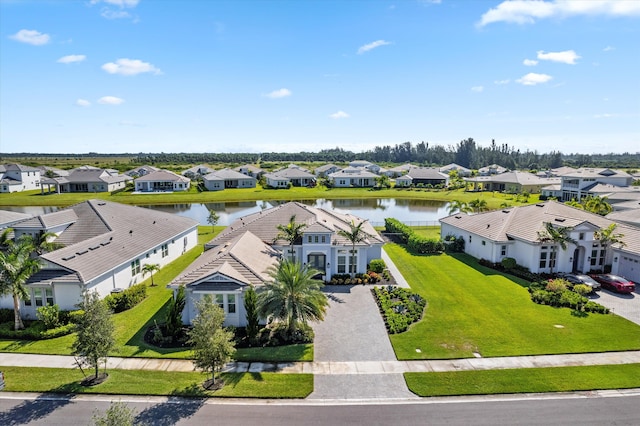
left=1, top=392, right=639, bottom=425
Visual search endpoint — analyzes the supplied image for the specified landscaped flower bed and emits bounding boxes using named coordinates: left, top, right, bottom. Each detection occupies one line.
left=371, top=285, right=427, bottom=334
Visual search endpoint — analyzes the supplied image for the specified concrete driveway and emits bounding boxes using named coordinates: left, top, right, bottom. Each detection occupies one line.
left=591, top=287, right=640, bottom=326
left=309, top=284, right=417, bottom=400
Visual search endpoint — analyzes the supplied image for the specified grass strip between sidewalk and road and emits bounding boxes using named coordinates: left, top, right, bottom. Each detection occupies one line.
left=0, top=366, right=313, bottom=399
left=405, top=364, right=640, bottom=396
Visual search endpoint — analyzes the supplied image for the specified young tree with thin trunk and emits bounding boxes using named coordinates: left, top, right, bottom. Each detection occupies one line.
left=0, top=235, right=42, bottom=330
left=142, top=263, right=160, bottom=287
left=536, top=222, right=577, bottom=275
left=72, top=290, right=115, bottom=382
left=337, top=220, right=368, bottom=278
left=207, top=209, right=220, bottom=233
left=275, top=215, right=307, bottom=262
left=243, top=285, right=259, bottom=345
left=187, top=295, right=236, bottom=387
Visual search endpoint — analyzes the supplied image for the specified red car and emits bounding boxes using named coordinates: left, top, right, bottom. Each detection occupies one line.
left=590, top=274, right=635, bottom=294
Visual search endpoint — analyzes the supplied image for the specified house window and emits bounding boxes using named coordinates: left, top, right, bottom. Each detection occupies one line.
left=161, top=243, right=168, bottom=258
left=501, top=245, right=507, bottom=256
left=314, top=235, right=319, bottom=243
left=469, top=236, right=472, bottom=243
left=321, top=235, right=326, bottom=243
left=337, top=251, right=347, bottom=273
left=308, top=236, right=312, bottom=243
left=215, top=294, right=224, bottom=310
left=482, top=241, right=486, bottom=246
left=34, top=288, right=54, bottom=307
left=228, top=294, right=236, bottom=314
left=349, top=250, right=357, bottom=273
left=131, top=259, right=140, bottom=275
left=539, top=251, right=548, bottom=269
left=579, top=232, right=585, bottom=240
left=184, top=237, right=188, bottom=250
left=549, top=250, right=556, bottom=269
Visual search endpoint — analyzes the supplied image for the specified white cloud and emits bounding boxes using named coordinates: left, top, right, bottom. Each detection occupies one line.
left=594, top=113, right=614, bottom=119
left=91, top=0, right=140, bottom=7
left=57, top=54, right=86, bottom=64
left=471, top=86, right=484, bottom=92
left=98, top=96, right=125, bottom=105
left=357, top=40, right=391, bottom=54
left=523, top=59, right=538, bottom=66
left=264, top=88, right=292, bottom=99
left=603, top=46, right=615, bottom=52
left=9, top=29, right=50, bottom=46
left=76, top=99, right=91, bottom=107
left=537, top=50, right=580, bottom=64
left=101, top=9, right=131, bottom=19
left=329, top=111, right=350, bottom=119
left=516, top=72, right=553, bottom=85
left=102, top=58, right=161, bottom=76
left=494, top=79, right=510, bottom=85
left=478, top=0, right=640, bottom=27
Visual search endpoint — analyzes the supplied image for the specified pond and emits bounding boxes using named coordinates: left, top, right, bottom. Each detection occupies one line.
left=3, top=198, right=450, bottom=227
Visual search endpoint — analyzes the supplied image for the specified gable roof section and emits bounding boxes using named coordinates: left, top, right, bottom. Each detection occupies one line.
left=41, top=200, right=198, bottom=283
left=268, top=167, right=315, bottom=179
left=134, top=169, right=189, bottom=183
left=0, top=210, right=32, bottom=228
left=170, top=231, right=280, bottom=288
left=406, top=167, right=447, bottom=180
left=206, top=201, right=383, bottom=248
left=13, top=209, right=78, bottom=231
left=204, top=168, right=254, bottom=181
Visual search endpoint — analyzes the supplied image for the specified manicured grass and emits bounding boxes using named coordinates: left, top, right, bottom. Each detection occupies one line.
left=411, top=226, right=441, bottom=239
left=0, top=187, right=538, bottom=209
left=1, top=366, right=313, bottom=398
left=405, top=364, right=640, bottom=396
left=383, top=244, right=640, bottom=360
left=234, top=344, right=313, bottom=362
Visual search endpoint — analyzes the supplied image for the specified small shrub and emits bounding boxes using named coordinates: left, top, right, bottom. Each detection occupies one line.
left=501, top=257, right=517, bottom=271
left=545, top=279, right=568, bottom=293
left=0, top=308, right=13, bottom=323
left=372, top=286, right=427, bottom=334
left=36, top=304, right=61, bottom=330
left=104, top=283, right=148, bottom=313
left=573, top=284, right=592, bottom=297
left=369, top=259, right=386, bottom=273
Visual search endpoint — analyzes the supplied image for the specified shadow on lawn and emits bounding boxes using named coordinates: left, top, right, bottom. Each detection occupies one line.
left=451, top=252, right=532, bottom=288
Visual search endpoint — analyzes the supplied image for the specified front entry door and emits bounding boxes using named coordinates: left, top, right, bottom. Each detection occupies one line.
left=307, top=254, right=326, bottom=278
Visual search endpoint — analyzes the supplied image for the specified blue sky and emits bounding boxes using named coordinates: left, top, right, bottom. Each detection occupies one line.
left=1, top=0, right=638, bottom=155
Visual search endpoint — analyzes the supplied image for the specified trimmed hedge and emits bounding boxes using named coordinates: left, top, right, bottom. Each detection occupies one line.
left=0, top=321, right=75, bottom=340
left=372, top=285, right=427, bottom=334
left=528, top=282, right=609, bottom=314
left=384, top=218, right=445, bottom=255
left=104, top=283, right=148, bottom=313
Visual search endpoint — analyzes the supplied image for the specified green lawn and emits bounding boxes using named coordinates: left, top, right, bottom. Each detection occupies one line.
left=383, top=244, right=640, bottom=360
left=0, top=187, right=537, bottom=209
left=405, top=364, right=640, bottom=396
left=411, top=226, right=441, bottom=239
left=1, top=366, right=313, bottom=398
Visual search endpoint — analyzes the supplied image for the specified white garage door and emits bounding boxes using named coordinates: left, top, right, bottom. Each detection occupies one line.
left=618, top=255, right=640, bottom=283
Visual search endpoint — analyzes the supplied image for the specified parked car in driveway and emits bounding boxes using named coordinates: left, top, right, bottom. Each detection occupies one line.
left=590, top=274, right=635, bottom=294
left=559, top=273, right=601, bottom=292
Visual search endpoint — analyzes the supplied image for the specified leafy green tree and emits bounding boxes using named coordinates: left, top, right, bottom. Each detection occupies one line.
left=468, top=198, right=488, bottom=213
left=92, top=400, right=136, bottom=426
left=337, top=220, right=368, bottom=278
left=258, top=260, right=328, bottom=334
left=0, top=235, right=42, bottom=330
left=374, top=174, right=391, bottom=189
left=243, top=285, right=259, bottom=345
left=141, top=263, right=160, bottom=287
left=187, top=295, right=236, bottom=387
left=72, top=290, right=116, bottom=381
left=536, top=222, right=577, bottom=275
left=275, top=215, right=307, bottom=262
left=165, top=285, right=186, bottom=341
left=207, top=209, right=220, bottom=233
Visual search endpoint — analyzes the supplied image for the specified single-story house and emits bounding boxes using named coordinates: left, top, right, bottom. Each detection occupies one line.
left=234, top=164, right=264, bottom=178
left=541, top=184, right=562, bottom=199
left=125, top=165, right=160, bottom=178
left=264, top=168, right=316, bottom=188
left=466, top=171, right=559, bottom=194
left=134, top=170, right=191, bottom=192
left=0, top=164, right=42, bottom=193
left=168, top=231, right=281, bottom=327
left=395, top=167, right=449, bottom=187
left=182, top=165, right=215, bottom=179
left=478, top=164, right=508, bottom=176
left=202, top=169, right=257, bottom=191
left=383, top=164, right=415, bottom=178
left=328, top=167, right=378, bottom=187
left=439, top=163, right=472, bottom=177
left=40, top=169, right=130, bottom=194
left=440, top=200, right=640, bottom=283
left=349, top=160, right=381, bottom=174
left=315, top=163, right=342, bottom=177
left=0, top=200, right=199, bottom=319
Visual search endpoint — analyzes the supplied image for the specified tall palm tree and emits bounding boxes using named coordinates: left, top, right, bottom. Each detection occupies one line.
left=275, top=215, right=307, bottom=262
left=32, top=231, right=63, bottom=255
left=448, top=200, right=472, bottom=215
left=536, top=222, right=577, bottom=275
left=0, top=235, right=42, bottom=330
left=142, top=263, right=161, bottom=286
left=583, top=195, right=613, bottom=216
left=257, top=259, right=328, bottom=334
left=468, top=198, right=488, bottom=213
left=595, top=223, right=625, bottom=265
left=337, top=220, right=368, bottom=278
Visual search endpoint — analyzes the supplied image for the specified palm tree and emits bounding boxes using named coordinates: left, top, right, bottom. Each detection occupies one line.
left=595, top=223, right=625, bottom=265
left=257, top=259, right=328, bottom=334
left=275, top=215, right=307, bottom=262
left=337, top=220, right=368, bottom=278
left=32, top=231, right=63, bottom=255
left=142, top=263, right=160, bottom=286
left=448, top=200, right=471, bottom=215
left=0, top=235, right=42, bottom=330
left=583, top=195, right=613, bottom=216
left=469, top=198, right=488, bottom=213
left=536, top=222, right=577, bottom=275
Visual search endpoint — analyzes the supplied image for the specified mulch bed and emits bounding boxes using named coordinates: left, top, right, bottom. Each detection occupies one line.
left=81, top=372, right=108, bottom=386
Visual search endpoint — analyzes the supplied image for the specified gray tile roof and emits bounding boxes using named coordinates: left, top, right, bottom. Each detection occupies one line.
left=170, top=231, right=281, bottom=288
left=268, top=168, right=315, bottom=179
left=0, top=210, right=32, bottom=228
left=41, top=200, right=198, bottom=283
left=559, top=167, right=631, bottom=178
left=134, top=169, right=189, bottom=183
left=204, top=168, right=254, bottom=180
left=3, top=163, right=40, bottom=172
left=406, top=167, right=448, bottom=180
left=65, top=169, right=129, bottom=184
left=13, top=209, right=78, bottom=230
left=206, top=201, right=383, bottom=249
left=328, top=168, right=379, bottom=179
left=26, top=269, right=82, bottom=286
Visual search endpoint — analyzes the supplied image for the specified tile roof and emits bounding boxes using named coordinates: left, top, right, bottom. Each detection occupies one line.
left=13, top=209, right=78, bottom=230
left=170, top=231, right=281, bottom=288
left=206, top=201, right=383, bottom=248
left=267, top=168, right=315, bottom=179
left=204, top=168, right=254, bottom=180
left=406, top=167, right=448, bottom=180
left=134, top=169, right=189, bottom=183
left=0, top=210, right=32, bottom=228
left=40, top=200, right=198, bottom=283
left=328, top=168, right=379, bottom=178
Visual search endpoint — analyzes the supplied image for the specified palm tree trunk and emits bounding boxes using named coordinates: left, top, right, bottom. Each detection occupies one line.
left=351, top=243, right=356, bottom=278
left=13, top=294, right=24, bottom=330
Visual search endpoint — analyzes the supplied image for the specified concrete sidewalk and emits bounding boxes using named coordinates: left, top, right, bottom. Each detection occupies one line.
left=2, top=351, right=639, bottom=375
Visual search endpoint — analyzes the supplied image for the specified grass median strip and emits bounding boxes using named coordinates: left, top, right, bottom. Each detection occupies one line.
left=405, top=364, right=640, bottom=396
left=0, top=366, right=313, bottom=398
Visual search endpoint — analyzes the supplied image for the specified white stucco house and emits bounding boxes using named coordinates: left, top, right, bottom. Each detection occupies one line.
left=134, top=169, right=191, bottom=192
left=0, top=200, right=198, bottom=318
left=202, top=168, right=256, bottom=191
left=440, top=201, right=640, bottom=283
left=328, top=167, right=378, bottom=187
left=0, top=164, right=41, bottom=193
left=558, top=168, right=633, bottom=202
left=169, top=201, right=384, bottom=327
